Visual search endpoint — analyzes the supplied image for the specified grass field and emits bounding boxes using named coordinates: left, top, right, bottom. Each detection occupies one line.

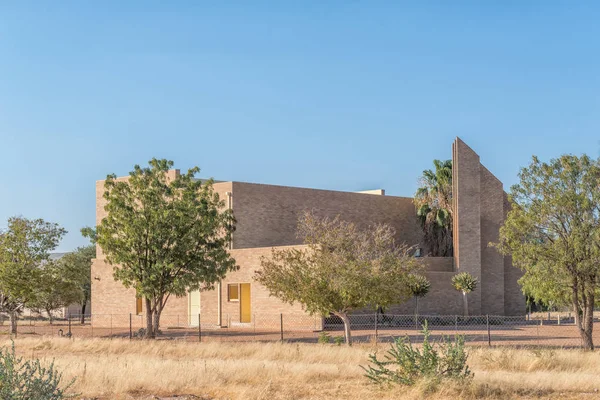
left=6, top=337, right=600, bottom=399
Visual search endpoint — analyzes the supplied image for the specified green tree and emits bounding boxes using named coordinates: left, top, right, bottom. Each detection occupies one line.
left=414, top=159, right=453, bottom=257
left=495, top=154, right=600, bottom=350
left=451, top=272, right=477, bottom=317
left=256, top=211, right=421, bottom=345
left=96, top=159, right=237, bottom=338
left=407, top=273, right=431, bottom=317
left=29, top=229, right=95, bottom=325
left=58, top=243, right=95, bottom=324
left=29, top=262, right=79, bottom=324
left=0, top=217, right=66, bottom=334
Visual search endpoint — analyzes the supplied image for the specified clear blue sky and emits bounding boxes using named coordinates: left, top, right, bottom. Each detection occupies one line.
left=1, top=2, right=600, bottom=252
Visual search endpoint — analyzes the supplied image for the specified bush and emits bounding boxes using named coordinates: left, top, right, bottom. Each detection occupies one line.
left=318, top=331, right=331, bottom=344
left=0, top=342, right=74, bottom=399
left=333, top=336, right=345, bottom=346
left=362, top=322, right=472, bottom=387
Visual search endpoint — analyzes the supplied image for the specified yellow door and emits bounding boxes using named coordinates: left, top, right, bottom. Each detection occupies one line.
left=189, top=290, right=200, bottom=326
left=240, top=283, right=251, bottom=323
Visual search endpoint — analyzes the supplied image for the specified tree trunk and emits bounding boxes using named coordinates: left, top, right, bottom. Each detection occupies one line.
left=334, top=312, right=352, bottom=346
left=9, top=311, right=17, bottom=335
left=46, top=308, right=54, bottom=325
left=462, top=292, right=469, bottom=317
left=145, top=298, right=154, bottom=339
left=80, top=301, right=87, bottom=325
left=152, top=308, right=162, bottom=337
left=573, top=285, right=594, bottom=351
left=415, top=296, right=419, bottom=317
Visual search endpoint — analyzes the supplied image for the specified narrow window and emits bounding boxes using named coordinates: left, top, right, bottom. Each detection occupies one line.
left=228, top=284, right=239, bottom=302
left=136, top=297, right=143, bottom=315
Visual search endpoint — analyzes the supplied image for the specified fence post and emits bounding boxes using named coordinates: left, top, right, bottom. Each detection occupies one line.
left=455, top=315, right=458, bottom=333
left=486, top=315, right=491, bottom=347
left=374, top=313, right=378, bottom=344
left=280, top=313, right=284, bottom=342
left=198, top=314, right=202, bottom=343
left=68, top=314, right=72, bottom=337
left=129, top=313, right=132, bottom=340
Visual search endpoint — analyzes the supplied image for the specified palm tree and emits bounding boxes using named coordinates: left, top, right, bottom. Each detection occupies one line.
left=407, top=273, right=431, bottom=317
left=414, top=159, right=453, bottom=257
left=452, top=272, right=478, bottom=317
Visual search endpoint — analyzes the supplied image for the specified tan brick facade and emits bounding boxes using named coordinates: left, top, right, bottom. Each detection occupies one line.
left=231, top=182, right=423, bottom=250
left=91, top=138, right=525, bottom=328
left=452, top=138, right=525, bottom=316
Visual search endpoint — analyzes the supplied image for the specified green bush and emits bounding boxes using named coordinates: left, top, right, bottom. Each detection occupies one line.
left=362, top=322, right=472, bottom=387
left=318, top=331, right=331, bottom=344
left=0, top=343, right=74, bottom=399
left=333, top=336, right=345, bottom=346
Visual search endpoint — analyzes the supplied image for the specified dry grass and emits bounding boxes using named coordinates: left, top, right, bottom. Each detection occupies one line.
left=5, top=337, right=600, bottom=399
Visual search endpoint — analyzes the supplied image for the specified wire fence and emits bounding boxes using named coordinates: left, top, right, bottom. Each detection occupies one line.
left=1, top=312, right=599, bottom=348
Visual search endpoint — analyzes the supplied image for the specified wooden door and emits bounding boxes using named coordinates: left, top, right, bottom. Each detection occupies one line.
left=240, top=283, right=251, bottom=323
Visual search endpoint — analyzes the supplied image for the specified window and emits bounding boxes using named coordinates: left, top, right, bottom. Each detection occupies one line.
left=136, top=297, right=143, bottom=315
left=228, top=284, right=239, bottom=302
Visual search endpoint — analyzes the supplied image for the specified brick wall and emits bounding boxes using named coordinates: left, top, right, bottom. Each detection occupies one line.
left=452, top=137, right=525, bottom=316
left=230, top=182, right=423, bottom=251
left=423, top=257, right=453, bottom=272
left=479, top=166, right=506, bottom=315
left=452, top=138, right=483, bottom=315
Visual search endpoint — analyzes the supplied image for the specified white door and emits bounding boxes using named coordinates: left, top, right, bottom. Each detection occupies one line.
left=189, top=290, right=201, bottom=326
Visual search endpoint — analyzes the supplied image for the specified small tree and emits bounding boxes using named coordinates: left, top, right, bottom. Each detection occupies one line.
left=451, top=272, right=477, bottom=317
left=28, top=260, right=80, bottom=324
left=407, top=273, right=431, bottom=317
left=256, top=211, right=421, bottom=345
left=96, top=159, right=237, bottom=338
left=495, top=154, right=600, bottom=350
left=57, top=244, right=95, bottom=324
left=0, top=217, right=66, bottom=334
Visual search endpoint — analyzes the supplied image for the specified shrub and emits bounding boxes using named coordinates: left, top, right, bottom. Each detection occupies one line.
left=318, top=331, right=331, bottom=344
left=362, top=322, right=472, bottom=387
left=0, top=342, right=74, bottom=399
left=333, top=336, right=345, bottom=346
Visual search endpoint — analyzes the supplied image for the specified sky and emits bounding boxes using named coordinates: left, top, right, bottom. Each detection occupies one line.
left=1, top=2, right=600, bottom=252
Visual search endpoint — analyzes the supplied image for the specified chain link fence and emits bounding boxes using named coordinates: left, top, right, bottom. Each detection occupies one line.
left=0, top=312, right=598, bottom=348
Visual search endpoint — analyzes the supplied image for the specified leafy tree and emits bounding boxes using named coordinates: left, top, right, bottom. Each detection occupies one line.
left=414, top=159, right=453, bottom=257
left=27, top=260, right=80, bottom=324
left=27, top=229, right=95, bottom=325
left=0, top=217, right=66, bottom=334
left=407, top=273, right=431, bottom=317
left=96, top=159, right=237, bottom=338
left=451, top=272, right=477, bottom=317
left=58, top=243, right=95, bottom=324
left=80, top=226, right=97, bottom=244
left=256, top=211, right=421, bottom=345
left=495, top=154, right=600, bottom=350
